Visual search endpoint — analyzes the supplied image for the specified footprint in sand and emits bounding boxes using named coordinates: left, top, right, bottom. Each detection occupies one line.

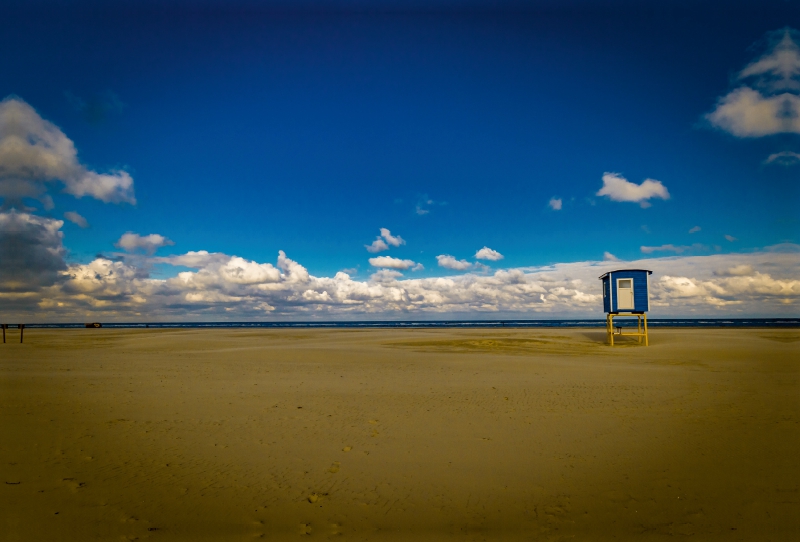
left=299, top=523, right=312, bottom=535
left=308, top=492, right=329, bottom=503
left=328, top=462, right=340, bottom=473
left=370, top=430, right=379, bottom=437
left=342, top=446, right=352, bottom=452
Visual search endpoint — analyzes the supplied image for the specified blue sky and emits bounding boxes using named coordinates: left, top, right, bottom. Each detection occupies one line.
left=1, top=1, right=798, bottom=319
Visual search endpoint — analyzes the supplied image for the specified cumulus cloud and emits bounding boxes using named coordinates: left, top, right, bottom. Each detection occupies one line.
left=764, top=151, right=800, bottom=165
left=640, top=244, right=707, bottom=255
left=380, top=228, right=405, bottom=247
left=366, top=228, right=405, bottom=252
left=153, top=250, right=229, bottom=268
left=368, top=256, right=421, bottom=270
left=706, top=88, right=800, bottom=137
left=115, top=232, right=174, bottom=254
left=3, top=238, right=798, bottom=320
left=548, top=197, right=562, bottom=210
left=689, top=226, right=701, bottom=234
left=0, top=211, right=67, bottom=293
left=0, top=97, right=136, bottom=208
left=603, top=252, right=619, bottom=261
left=64, top=211, right=89, bottom=228
left=475, top=247, right=503, bottom=261
left=366, top=238, right=389, bottom=253
left=725, top=235, right=738, bottom=242
left=596, top=173, right=670, bottom=208
left=436, top=254, right=472, bottom=270
left=705, top=28, right=800, bottom=137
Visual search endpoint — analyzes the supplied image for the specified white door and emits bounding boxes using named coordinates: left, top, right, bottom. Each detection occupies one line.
left=617, top=279, right=634, bottom=309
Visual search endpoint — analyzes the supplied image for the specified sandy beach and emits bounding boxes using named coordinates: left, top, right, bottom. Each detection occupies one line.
left=1, top=327, right=798, bottom=541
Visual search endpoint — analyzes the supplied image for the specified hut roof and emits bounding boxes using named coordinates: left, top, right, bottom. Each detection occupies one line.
left=598, top=269, right=653, bottom=280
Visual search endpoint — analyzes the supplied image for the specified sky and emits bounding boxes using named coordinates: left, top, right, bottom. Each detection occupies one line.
left=1, top=0, right=798, bottom=321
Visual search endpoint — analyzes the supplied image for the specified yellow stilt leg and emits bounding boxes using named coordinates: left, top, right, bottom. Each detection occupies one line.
left=644, top=313, right=648, bottom=346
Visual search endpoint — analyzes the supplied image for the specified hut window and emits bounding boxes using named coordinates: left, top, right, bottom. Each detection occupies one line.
left=619, top=279, right=632, bottom=289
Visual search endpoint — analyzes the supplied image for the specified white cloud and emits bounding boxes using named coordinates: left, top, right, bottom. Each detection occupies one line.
left=365, top=238, right=389, bottom=253
left=3, top=226, right=798, bottom=320
left=475, top=247, right=503, bottom=261
left=380, top=228, right=405, bottom=247
left=436, top=254, right=472, bottom=270
left=641, top=244, right=693, bottom=254
left=706, top=29, right=800, bottom=137
left=764, top=151, right=800, bottom=165
left=415, top=195, right=441, bottom=216
left=153, top=250, right=228, bottom=268
left=115, top=232, right=174, bottom=254
left=64, top=211, right=89, bottom=228
left=368, top=256, right=420, bottom=270
left=0, top=97, right=136, bottom=208
left=548, top=197, right=562, bottom=210
left=603, top=252, right=619, bottom=261
left=739, top=29, right=800, bottom=91
left=366, top=228, right=405, bottom=252
left=705, top=87, right=800, bottom=137
left=596, top=173, right=670, bottom=208
left=689, top=226, right=701, bottom=234
left=725, top=235, right=738, bottom=242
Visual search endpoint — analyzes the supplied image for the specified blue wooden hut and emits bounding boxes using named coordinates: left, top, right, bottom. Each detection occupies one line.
left=599, top=269, right=652, bottom=345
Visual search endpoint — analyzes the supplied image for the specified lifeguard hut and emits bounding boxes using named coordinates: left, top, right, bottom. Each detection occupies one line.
left=599, top=269, right=652, bottom=346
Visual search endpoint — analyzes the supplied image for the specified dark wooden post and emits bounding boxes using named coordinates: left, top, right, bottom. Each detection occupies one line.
left=18, top=324, right=24, bottom=343
left=1, top=324, right=6, bottom=344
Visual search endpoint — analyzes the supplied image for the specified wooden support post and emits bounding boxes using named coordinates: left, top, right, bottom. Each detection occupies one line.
left=644, top=314, right=648, bottom=346
left=637, top=315, right=642, bottom=344
left=1, top=324, right=6, bottom=344
left=18, top=324, right=24, bottom=343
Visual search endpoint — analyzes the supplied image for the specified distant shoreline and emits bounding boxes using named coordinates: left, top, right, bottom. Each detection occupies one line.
left=14, top=318, right=800, bottom=329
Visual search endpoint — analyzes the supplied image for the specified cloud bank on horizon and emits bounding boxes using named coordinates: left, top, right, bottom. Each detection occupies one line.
left=3, top=211, right=798, bottom=321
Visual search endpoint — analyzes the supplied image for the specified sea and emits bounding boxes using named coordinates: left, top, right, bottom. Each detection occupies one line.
left=23, top=318, right=800, bottom=329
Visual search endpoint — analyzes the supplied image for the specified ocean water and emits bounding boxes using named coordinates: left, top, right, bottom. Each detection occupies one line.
left=23, top=319, right=800, bottom=329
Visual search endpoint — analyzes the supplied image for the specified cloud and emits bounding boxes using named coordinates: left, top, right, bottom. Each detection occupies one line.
left=705, top=28, right=800, bottom=137
left=365, top=238, right=389, bottom=253
left=0, top=97, right=136, bottom=208
left=415, top=195, right=443, bottom=216
left=641, top=244, right=701, bottom=254
left=436, top=254, right=472, bottom=270
left=764, top=151, right=800, bottom=165
left=715, top=264, right=754, bottom=277
left=368, top=256, right=420, bottom=270
left=153, top=250, right=229, bottom=268
left=64, top=211, right=89, bottom=228
left=724, top=235, right=738, bottom=242
left=689, top=226, right=701, bottom=234
left=3, top=235, right=799, bottom=319
left=0, top=211, right=67, bottom=293
left=475, top=247, right=503, bottom=261
left=596, top=173, right=670, bottom=208
left=115, top=232, right=174, bottom=254
left=548, top=197, right=562, bottom=210
left=739, top=28, right=800, bottom=91
left=705, top=87, right=800, bottom=137
left=603, top=252, right=619, bottom=261
left=380, top=228, right=405, bottom=247
left=365, top=228, right=405, bottom=252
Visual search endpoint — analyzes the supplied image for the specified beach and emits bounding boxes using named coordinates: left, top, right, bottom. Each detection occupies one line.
left=1, top=327, right=798, bottom=541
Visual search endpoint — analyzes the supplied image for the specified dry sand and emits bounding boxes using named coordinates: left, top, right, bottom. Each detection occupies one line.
left=1, top=327, right=798, bottom=541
